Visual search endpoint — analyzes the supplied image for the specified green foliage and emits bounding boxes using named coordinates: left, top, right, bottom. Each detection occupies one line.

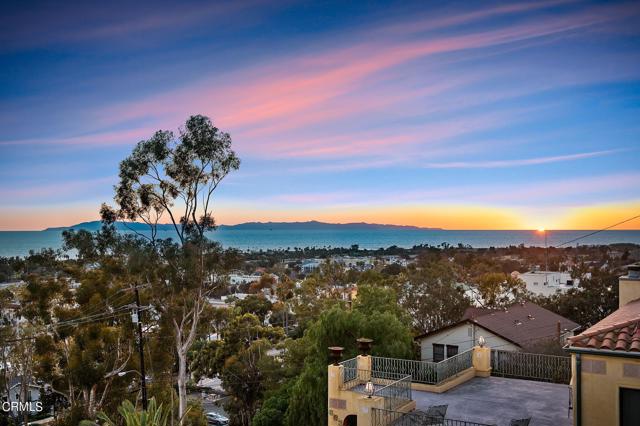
left=533, top=270, right=619, bottom=328
left=235, top=295, right=273, bottom=322
left=352, top=284, right=408, bottom=324
left=183, top=400, right=207, bottom=426
left=401, top=261, right=470, bottom=334
left=252, top=381, right=293, bottom=426
left=475, top=272, right=526, bottom=308
left=222, top=339, right=282, bottom=426
left=80, top=398, right=171, bottom=426
left=284, top=305, right=414, bottom=426
left=189, top=339, right=223, bottom=381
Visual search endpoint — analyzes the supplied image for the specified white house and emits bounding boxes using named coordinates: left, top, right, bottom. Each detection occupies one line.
left=415, top=302, right=580, bottom=361
left=515, top=270, right=588, bottom=297
left=228, top=272, right=262, bottom=286
left=301, top=259, right=323, bottom=274
left=1, top=377, right=44, bottom=417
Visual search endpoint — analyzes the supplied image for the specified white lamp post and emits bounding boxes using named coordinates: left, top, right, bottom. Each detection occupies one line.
left=478, top=336, right=486, bottom=348
left=365, top=381, right=375, bottom=398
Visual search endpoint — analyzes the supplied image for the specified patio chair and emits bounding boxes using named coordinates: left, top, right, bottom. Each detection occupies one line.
left=422, top=405, right=448, bottom=425
left=509, top=418, right=531, bottom=426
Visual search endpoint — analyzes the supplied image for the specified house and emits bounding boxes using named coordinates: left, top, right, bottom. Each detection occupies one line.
left=327, top=337, right=575, bottom=425
left=301, top=259, right=323, bottom=274
left=415, top=302, right=580, bottom=361
left=379, top=255, right=409, bottom=267
left=228, top=272, right=262, bottom=286
left=1, top=376, right=44, bottom=417
left=515, top=270, right=586, bottom=297
left=565, top=263, right=640, bottom=426
left=331, top=256, right=375, bottom=271
left=0, top=300, right=22, bottom=324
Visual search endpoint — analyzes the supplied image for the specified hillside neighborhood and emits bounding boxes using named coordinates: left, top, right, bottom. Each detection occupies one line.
left=1, top=242, right=639, bottom=425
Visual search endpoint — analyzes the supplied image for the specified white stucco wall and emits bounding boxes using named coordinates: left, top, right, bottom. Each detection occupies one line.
left=417, top=322, right=520, bottom=361
left=4, top=384, right=42, bottom=415
left=517, top=271, right=580, bottom=297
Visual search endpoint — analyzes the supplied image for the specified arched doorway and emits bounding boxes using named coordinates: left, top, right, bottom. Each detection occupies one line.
left=343, top=414, right=357, bottom=426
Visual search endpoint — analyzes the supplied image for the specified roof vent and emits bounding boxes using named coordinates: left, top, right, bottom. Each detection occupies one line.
left=527, top=314, right=535, bottom=320
left=514, top=320, right=522, bottom=326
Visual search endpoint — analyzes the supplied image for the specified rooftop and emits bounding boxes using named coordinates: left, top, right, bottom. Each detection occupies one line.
left=417, top=301, right=580, bottom=348
left=567, top=297, right=640, bottom=353
left=412, top=376, right=571, bottom=426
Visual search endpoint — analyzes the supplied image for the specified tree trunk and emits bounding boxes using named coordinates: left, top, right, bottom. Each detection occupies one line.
left=177, top=347, right=187, bottom=424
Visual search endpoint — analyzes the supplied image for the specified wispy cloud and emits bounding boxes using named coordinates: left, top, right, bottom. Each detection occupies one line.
left=2, top=1, right=640, bottom=230
left=89, top=0, right=638, bottom=159
left=0, top=0, right=264, bottom=51
left=423, top=150, right=621, bottom=169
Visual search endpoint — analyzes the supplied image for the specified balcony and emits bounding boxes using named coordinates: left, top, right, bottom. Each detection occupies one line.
left=328, top=346, right=572, bottom=426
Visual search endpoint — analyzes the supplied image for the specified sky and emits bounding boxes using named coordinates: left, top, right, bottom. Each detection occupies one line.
left=1, top=0, right=639, bottom=231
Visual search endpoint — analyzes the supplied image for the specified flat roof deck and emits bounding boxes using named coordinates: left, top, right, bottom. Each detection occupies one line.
left=412, top=377, right=572, bottom=426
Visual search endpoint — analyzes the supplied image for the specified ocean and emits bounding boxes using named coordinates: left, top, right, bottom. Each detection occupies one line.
left=0, top=229, right=639, bottom=258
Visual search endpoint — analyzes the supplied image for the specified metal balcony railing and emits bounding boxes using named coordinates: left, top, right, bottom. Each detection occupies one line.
left=371, top=350, right=473, bottom=385
left=340, top=357, right=358, bottom=383
left=435, top=349, right=474, bottom=384
left=377, top=374, right=412, bottom=411
left=371, top=408, right=496, bottom=426
left=372, top=356, right=438, bottom=384
left=339, top=366, right=412, bottom=410
left=490, top=349, right=571, bottom=384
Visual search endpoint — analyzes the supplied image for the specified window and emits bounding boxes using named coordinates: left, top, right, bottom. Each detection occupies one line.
left=433, top=344, right=444, bottom=362
left=620, top=388, right=640, bottom=426
left=446, top=345, right=459, bottom=358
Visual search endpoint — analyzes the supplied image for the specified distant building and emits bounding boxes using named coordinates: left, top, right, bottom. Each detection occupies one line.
left=301, top=259, right=323, bottom=274
left=0, top=301, right=21, bottom=324
left=0, top=280, right=25, bottom=291
left=228, top=272, right=262, bottom=286
left=565, top=263, right=640, bottom=426
left=515, top=270, right=587, bottom=297
left=379, top=255, right=410, bottom=267
left=415, top=302, right=579, bottom=361
left=331, top=256, right=375, bottom=271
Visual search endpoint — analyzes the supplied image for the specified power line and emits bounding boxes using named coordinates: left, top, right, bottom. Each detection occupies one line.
left=556, top=213, right=640, bottom=247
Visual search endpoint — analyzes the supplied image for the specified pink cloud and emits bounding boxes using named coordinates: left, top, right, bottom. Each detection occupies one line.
left=0, top=127, right=154, bottom=147
left=13, top=0, right=637, bottom=163
left=0, top=176, right=115, bottom=200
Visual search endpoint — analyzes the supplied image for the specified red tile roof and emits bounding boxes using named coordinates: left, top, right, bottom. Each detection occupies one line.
left=567, top=298, right=640, bottom=352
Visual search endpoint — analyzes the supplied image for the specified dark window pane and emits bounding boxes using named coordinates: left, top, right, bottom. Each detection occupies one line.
left=433, top=344, right=444, bottom=362
left=446, top=345, right=459, bottom=358
left=621, top=387, right=640, bottom=426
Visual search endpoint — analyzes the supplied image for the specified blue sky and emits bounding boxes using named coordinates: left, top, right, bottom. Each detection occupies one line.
left=1, top=0, right=639, bottom=230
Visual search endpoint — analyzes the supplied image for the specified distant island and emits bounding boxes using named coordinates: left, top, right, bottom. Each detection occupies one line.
left=44, top=220, right=442, bottom=232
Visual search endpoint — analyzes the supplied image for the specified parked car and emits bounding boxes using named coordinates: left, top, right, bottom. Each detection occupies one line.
left=206, top=412, right=229, bottom=426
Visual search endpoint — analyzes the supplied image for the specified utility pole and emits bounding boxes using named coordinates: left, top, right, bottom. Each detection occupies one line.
left=545, top=230, right=549, bottom=273
left=133, top=285, right=148, bottom=410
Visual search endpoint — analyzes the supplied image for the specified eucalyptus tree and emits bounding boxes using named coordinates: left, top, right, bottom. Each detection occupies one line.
left=401, top=261, right=470, bottom=334
left=102, top=115, right=240, bottom=422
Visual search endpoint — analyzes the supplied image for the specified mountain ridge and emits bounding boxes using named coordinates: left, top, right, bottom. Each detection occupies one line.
left=43, top=220, right=442, bottom=232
